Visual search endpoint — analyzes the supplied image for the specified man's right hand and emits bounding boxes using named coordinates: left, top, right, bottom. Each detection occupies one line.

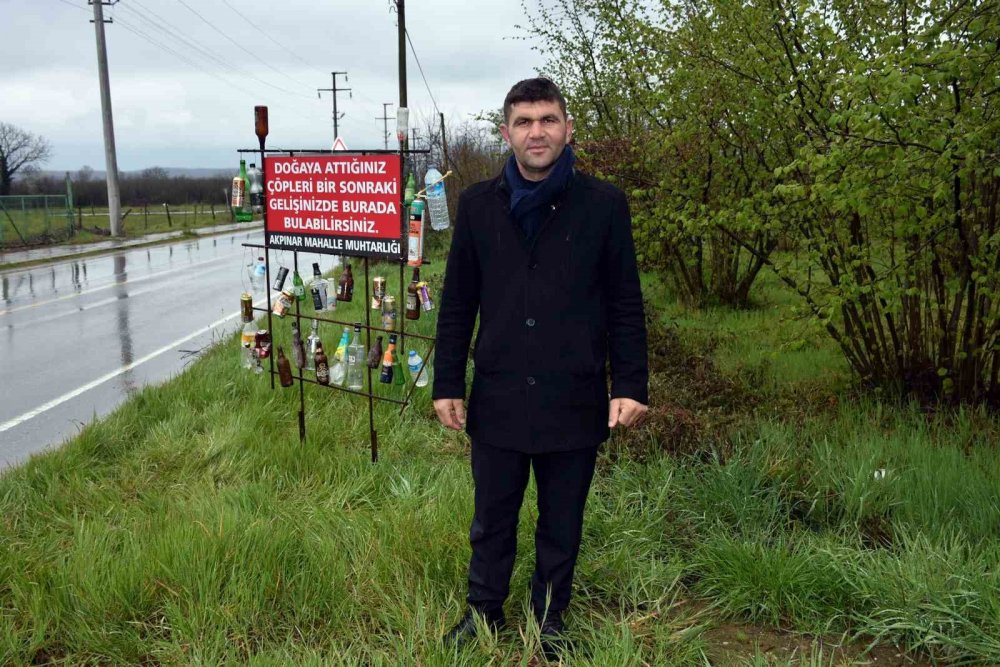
left=434, top=398, right=467, bottom=431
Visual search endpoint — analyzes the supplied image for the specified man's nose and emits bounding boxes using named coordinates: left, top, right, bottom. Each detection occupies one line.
left=528, top=121, right=545, bottom=137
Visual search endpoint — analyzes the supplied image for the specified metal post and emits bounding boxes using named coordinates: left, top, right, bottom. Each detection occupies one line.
left=364, top=256, right=378, bottom=462
left=91, top=0, right=122, bottom=237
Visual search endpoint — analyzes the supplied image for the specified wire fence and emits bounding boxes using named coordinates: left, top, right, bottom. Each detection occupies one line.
left=0, top=197, right=237, bottom=249
left=0, top=195, right=75, bottom=248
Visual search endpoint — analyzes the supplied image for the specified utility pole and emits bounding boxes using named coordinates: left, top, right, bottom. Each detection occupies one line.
left=317, top=71, right=351, bottom=140
left=439, top=112, right=450, bottom=172
left=376, top=103, right=395, bottom=150
left=395, top=1, right=408, bottom=155
left=90, top=0, right=122, bottom=237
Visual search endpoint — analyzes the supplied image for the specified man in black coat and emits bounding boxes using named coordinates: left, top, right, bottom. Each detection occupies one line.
left=433, top=78, right=648, bottom=656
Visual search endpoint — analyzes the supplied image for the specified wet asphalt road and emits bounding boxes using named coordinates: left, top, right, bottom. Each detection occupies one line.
left=0, top=230, right=334, bottom=470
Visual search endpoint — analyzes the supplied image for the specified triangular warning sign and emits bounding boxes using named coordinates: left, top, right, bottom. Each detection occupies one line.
left=331, top=136, right=349, bottom=151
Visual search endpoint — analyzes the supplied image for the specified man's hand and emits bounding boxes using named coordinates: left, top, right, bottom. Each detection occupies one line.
left=608, top=398, right=647, bottom=428
left=434, top=398, right=467, bottom=431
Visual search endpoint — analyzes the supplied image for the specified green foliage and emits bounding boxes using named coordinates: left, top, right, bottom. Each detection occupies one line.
left=523, top=0, right=1000, bottom=404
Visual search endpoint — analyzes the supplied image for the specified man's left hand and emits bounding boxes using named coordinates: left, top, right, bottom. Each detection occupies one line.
left=608, top=398, right=648, bottom=428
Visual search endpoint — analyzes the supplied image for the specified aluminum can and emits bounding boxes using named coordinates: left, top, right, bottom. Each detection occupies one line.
left=272, top=266, right=289, bottom=291
left=371, top=276, right=386, bottom=309
left=240, top=292, right=254, bottom=322
left=381, top=295, right=397, bottom=330
left=255, top=330, right=271, bottom=359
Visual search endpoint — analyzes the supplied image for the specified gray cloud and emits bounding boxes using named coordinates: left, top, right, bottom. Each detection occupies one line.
left=1, top=0, right=544, bottom=171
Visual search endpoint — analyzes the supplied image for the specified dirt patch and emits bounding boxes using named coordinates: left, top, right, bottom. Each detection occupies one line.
left=702, top=619, right=932, bottom=666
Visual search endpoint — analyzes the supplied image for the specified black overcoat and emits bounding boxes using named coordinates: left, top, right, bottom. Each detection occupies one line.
left=432, top=169, right=648, bottom=453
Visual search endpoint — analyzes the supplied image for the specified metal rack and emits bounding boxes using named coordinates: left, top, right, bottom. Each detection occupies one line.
left=237, top=118, right=435, bottom=462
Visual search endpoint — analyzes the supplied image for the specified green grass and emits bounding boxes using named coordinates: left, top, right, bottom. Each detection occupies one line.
left=2, top=258, right=999, bottom=665
left=1, top=204, right=236, bottom=249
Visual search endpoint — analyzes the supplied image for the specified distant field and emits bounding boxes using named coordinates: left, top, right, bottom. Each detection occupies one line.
left=0, top=203, right=238, bottom=248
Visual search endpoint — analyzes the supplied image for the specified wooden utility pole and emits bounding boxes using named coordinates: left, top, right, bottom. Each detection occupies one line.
left=396, top=1, right=408, bottom=154
left=91, top=0, right=122, bottom=237
left=317, top=72, right=351, bottom=140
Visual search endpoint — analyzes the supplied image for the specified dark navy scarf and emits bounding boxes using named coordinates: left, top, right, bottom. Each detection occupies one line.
left=504, top=145, right=576, bottom=242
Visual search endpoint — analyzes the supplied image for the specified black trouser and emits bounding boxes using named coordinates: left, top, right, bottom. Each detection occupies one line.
left=467, top=440, right=599, bottom=618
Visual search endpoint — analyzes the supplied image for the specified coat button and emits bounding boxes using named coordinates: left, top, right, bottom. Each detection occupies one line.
left=527, top=376, right=536, bottom=386
left=526, top=318, right=536, bottom=327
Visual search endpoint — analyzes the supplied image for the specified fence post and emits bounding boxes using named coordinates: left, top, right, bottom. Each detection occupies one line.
left=211, top=202, right=216, bottom=220
left=144, top=204, right=148, bottom=231
left=77, top=205, right=83, bottom=230
left=164, top=203, right=172, bottom=227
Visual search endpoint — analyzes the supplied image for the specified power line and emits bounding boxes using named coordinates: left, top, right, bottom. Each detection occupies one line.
left=113, top=15, right=326, bottom=130
left=123, top=0, right=315, bottom=104
left=404, top=28, right=440, bottom=115
left=214, top=0, right=327, bottom=85
left=172, top=0, right=314, bottom=100
left=54, top=0, right=88, bottom=12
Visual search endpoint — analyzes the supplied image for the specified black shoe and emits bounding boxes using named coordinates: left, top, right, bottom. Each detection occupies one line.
left=443, top=607, right=506, bottom=647
left=537, top=610, right=568, bottom=662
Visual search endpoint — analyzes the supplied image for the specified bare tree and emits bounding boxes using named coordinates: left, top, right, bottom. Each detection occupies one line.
left=0, top=122, right=53, bottom=196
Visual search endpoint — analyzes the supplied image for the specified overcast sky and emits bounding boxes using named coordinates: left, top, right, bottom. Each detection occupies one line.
left=1, top=0, right=545, bottom=172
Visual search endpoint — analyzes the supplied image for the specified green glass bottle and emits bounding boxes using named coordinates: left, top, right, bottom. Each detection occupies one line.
left=234, top=159, right=253, bottom=222
left=291, top=270, right=306, bottom=302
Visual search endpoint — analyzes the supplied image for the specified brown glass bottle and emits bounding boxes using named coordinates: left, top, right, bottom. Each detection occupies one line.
left=277, top=346, right=294, bottom=387
left=405, top=267, right=420, bottom=320
left=314, top=342, right=330, bottom=385
left=337, top=263, right=354, bottom=302
left=367, top=335, right=383, bottom=369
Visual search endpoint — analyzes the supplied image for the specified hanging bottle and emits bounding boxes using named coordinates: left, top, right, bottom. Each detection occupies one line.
left=405, top=267, right=421, bottom=321
left=337, top=263, right=354, bottom=301
left=367, top=335, right=383, bottom=370
left=305, top=319, right=321, bottom=371
left=309, top=262, right=331, bottom=311
left=291, top=319, right=306, bottom=369
left=314, top=342, right=330, bottom=385
left=380, top=334, right=397, bottom=384
left=346, top=323, right=364, bottom=391
left=291, top=270, right=306, bottom=302
left=277, top=347, right=294, bottom=387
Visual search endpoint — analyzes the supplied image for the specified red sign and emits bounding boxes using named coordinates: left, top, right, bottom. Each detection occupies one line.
left=263, top=154, right=403, bottom=259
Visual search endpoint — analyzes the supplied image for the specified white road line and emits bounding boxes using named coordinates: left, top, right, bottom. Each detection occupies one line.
left=0, top=297, right=266, bottom=434
left=0, top=250, right=244, bottom=316
left=6, top=261, right=237, bottom=330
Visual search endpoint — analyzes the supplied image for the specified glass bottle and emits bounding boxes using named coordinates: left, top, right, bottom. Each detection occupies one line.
left=277, top=346, right=294, bottom=387
left=346, top=323, right=364, bottom=391
left=337, top=263, right=354, bottom=302
left=309, top=262, right=330, bottom=311
left=305, top=319, right=321, bottom=371
left=405, top=267, right=421, bottom=320
left=367, top=335, right=383, bottom=370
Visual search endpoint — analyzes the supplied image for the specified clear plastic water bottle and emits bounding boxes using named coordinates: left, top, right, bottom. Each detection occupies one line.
left=424, top=165, right=450, bottom=231
left=249, top=255, right=266, bottom=292
left=407, top=350, right=430, bottom=387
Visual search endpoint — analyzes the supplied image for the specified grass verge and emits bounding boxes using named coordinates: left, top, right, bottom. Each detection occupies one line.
left=1, top=261, right=998, bottom=665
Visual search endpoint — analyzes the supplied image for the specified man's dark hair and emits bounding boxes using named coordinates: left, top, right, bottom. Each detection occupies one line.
left=503, top=77, right=567, bottom=122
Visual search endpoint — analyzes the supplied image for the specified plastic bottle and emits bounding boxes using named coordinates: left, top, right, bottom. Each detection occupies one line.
left=249, top=255, right=266, bottom=292
left=407, top=350, right=429, bottom=387
left=248, top=163, right=264, bottom=215
left=424, top=165, right=450, bottom=231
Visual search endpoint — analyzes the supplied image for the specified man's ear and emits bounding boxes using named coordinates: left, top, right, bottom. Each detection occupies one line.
left=499, top=123, right=511, bottom=145
left=566, top=116, right=574, bottom=143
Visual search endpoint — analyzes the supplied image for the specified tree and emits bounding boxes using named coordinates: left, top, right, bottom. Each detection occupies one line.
left=0, top=122, right=52, bottom=196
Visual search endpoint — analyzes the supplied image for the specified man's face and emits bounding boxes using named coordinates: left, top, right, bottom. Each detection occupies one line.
left=500, top=99, right=574, bottom=182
